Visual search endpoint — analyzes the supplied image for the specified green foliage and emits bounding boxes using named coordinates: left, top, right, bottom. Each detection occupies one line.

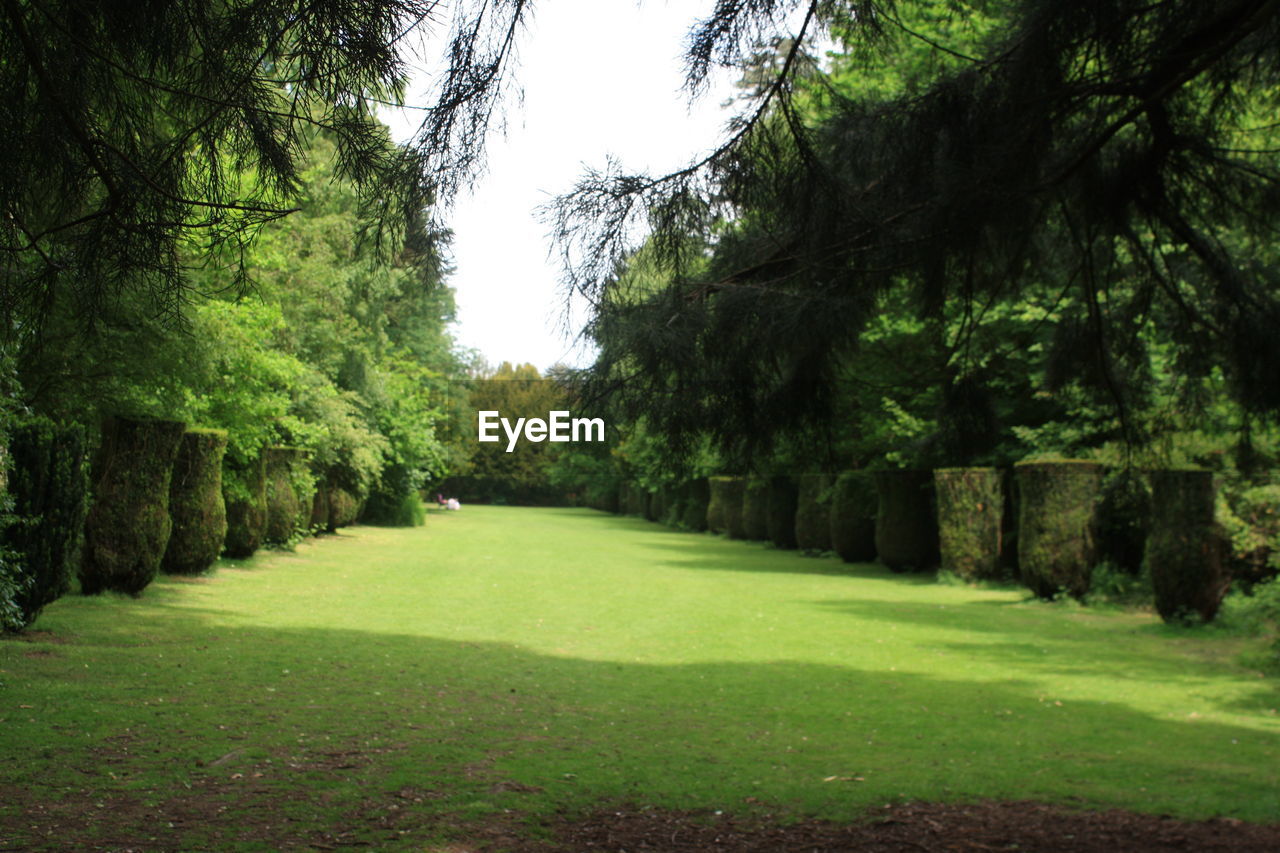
left=830, top=471, right=877, bottom=564
left=1015, top=460, right=1104, bottom=600
left=80, top=417, right=186, bottom=596
left=765, top=475, right=799, bottom=549
left=873, top=469, right=940, bottom=572
left=934, top=467, right=1004, bottom=581
left=162, top=430, right=229, bottom=576
left=1, top=419, right=89, bottom=629
left=793, top=473, right=833, bottom=552
left=223, top=454, right=268, bottom=559
left=678, top=478, right=711, bottom=532
left=742, top=477, right=770, bottom=541
left=1147, top=469, right=1228, bottom=624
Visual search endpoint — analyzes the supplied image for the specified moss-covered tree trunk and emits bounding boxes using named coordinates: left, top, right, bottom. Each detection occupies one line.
left=162, top=430, right=229, bottom=576
left=766, top=475, right=799, bottom=549
left=223, top=453, right=268, bottom=557
left=1146, top=469, right=1228, bottom=623
left=830, top=471, right=877, bottom=564
left=742, top=477, right=769, bottom=541
left=263, top=447, right=303, bottom=545
left=794, top=473, right=833, bottom=552
left=934, top=467, right=1004, bottom=581
left=1014, top=460, right=1104, bottom=599
left=80, top=417, right=186, bottom=595
left=721, top=477, right=748, bottom=539
left=680, top=478, right=710, bottom=531
left=873, top=469, right=939, bottom=572
left=3, top=422, right=89, bottom=628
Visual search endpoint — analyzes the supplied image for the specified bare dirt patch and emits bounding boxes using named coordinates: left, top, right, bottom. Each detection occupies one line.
left=512, top=801, right=1280, bottom=852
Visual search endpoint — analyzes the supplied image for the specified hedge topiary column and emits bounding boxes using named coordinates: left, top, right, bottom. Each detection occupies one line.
left=81, top=417, right=186, bottom=596
left=794, top=473, right=833, bottom=552
left=706, top=476, right=735, bottom=533
left=721, top=477, right=748, bottom=539
left=223, top=453, right=268, bottom=557
left=1146, top=469, right=1228, bottom=623
left=742, top=477, right=770, bottom=541
left=327, top=487, right=359, bottom=531
left=1014, top=460, right=1103, bottom=599
left=830, top=471, right=877, bottom=563
left=873, top=469, right=939, bottom=572
left=680, top=478, right=710, bottom=531
left=3, top=421, right=89, bottom=628
left=766, top=475, right=799, bottom=549
left=263, top=447, right=304, bottom=545
left=162, top=429, right=229, bottom=575
left=934, top=467, right=1004, bottom=581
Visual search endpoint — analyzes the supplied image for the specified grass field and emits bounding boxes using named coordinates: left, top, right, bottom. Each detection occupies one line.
left=2, top=505, right=1279, bottom=849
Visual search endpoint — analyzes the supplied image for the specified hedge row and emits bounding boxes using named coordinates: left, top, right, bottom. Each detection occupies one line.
left=1, top=415, right=373, bottom=625
left=608, top=460, right=1230, bottom=624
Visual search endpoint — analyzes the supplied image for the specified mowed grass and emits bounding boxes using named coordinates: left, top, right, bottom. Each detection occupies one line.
left=3, top=505, right=1279, bottom=849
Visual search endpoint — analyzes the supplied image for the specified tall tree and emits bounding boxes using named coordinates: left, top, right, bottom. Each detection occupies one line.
left=555, top=1, right=1280, bottom=455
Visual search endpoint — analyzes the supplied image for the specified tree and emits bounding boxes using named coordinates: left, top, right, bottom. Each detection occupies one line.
left=555, top=0, right=1280, bottom=457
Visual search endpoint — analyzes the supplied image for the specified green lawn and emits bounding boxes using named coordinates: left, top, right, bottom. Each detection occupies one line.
left=3, top=505, right=1279, bottom=849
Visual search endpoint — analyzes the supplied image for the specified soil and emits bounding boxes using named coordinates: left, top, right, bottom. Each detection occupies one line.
left=6, top=793, right=1280, bottom=852
left=518, top=800, right=1280, bottom=852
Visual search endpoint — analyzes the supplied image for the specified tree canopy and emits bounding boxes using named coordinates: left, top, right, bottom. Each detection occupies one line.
left=556, top=0, right=1280, bottom=462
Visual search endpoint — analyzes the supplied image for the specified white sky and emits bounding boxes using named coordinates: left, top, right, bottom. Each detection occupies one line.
left=383, top=1, right=740, bottom=374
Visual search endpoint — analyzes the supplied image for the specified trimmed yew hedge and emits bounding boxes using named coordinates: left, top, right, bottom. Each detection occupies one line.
left=934, top=467, right=1004, bottom=581
left=794, top=473, right=833, bottom=552
left=81, top=417, right=186, bottom=596
left=1147, top=469, right=1227, bottom=623
left=161, top=429, right=228, bottom=575
left=680, top=478, right=710, bottom=531
left=719, top=477, right=748, bottom=539
left=742, top=477, right=769, bottom=541
left=223, top=453, right=268, bottom=558
left=2, top=421, right=89, bottom=628
left=872, top=469, right=939, bottom=572
left=327, top=487, right=359, bottom=530
left=263, top=447, right=306, bottom=545
left=829, top=471, right=876, bottom=563
left=766, top=475, right=799, bottom=549
left=1015, top=459, right=1104, bottom=599
left=706, top=476, right=735, bottom=533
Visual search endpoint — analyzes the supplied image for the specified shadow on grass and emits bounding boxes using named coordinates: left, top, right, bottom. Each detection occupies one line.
left=6, top=600, right=1280, bottom=852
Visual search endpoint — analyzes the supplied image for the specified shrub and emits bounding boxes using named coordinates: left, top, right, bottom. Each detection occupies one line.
left=873, top=469, right=939, bottom=572
left=1218, top=484, right=1280, bottom=589
left=223, top=453, right=267, bottom=558
left=162, top=429, right=229, bottom=575
left=1014, top=459, right=1103, bottom=600
left=742, top=477, right=770, bottom=541
left=720, top=477, right=748, bottom=539
left=706, top=476, right=735, bottom=533
left=830, top=471, right=877, bottom=563
left=310, top=484, right=330, bottom=532
left=2, top=420, right=89, bottom=628
left=81, top=416, right=186, bottom=595
left=1096, top=469, right=1152, bottom=575
left=263, top=447, right=305, bottom=544
left=327, top=487, right=360, bottom=530
left=362, top=463, right=424, bottom=527
left=680, top=478, right=710, bottom=531
left=766, top=475, right=799, bottom=549
left=1147, top=469, right=1228, bottom=624
left=644, top=487, right=662, bottom=522
left=794, top=473, right=833, bottom=552
left=934, top=467, right=1004, bottom=581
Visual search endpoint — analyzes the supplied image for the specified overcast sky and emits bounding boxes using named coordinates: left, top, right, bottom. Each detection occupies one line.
left=383, top=1, right=739, bottom=373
